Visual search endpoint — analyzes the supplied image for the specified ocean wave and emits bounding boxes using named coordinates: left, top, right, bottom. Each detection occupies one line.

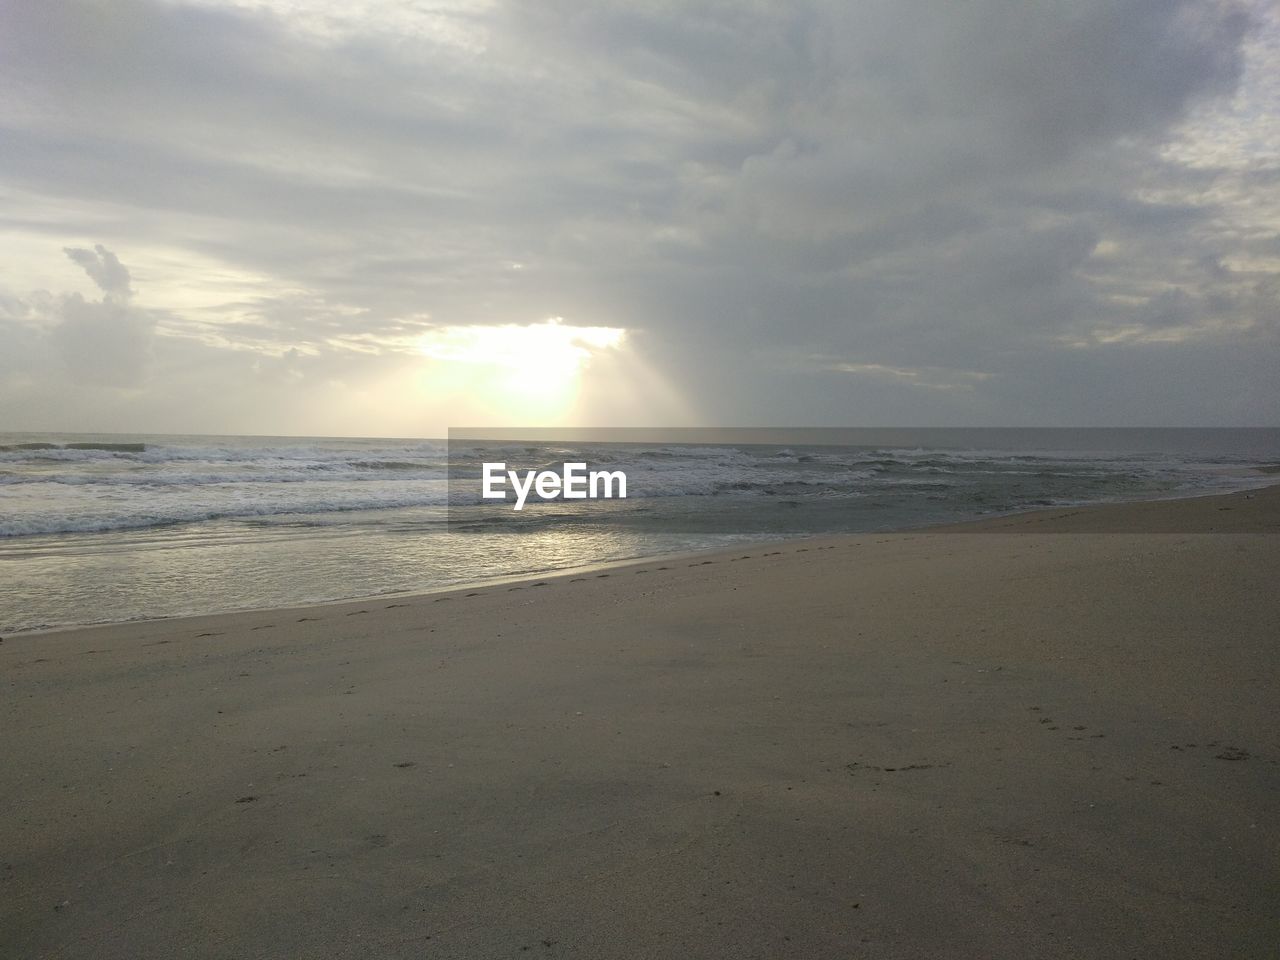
left=0, top=489, right=451, bottom=538
left=0, top=440, right=447, bottom=465
left=0, top=468, right=446, bottom=487
left=2, top=435, right=1265, bottom=542
left=0, top=441, right=147, bottom=453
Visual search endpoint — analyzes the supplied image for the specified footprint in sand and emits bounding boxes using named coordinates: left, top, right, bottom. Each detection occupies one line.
left=847, top=761, right=949, bottom=774
left=1032, top=712, right=1106, bottom=740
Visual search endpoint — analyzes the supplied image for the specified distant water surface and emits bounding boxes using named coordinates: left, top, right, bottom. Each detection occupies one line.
left=1, top=429, right=1276, bottom=634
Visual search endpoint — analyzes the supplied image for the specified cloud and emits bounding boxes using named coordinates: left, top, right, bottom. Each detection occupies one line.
left=820, top=360, right=994, bottom=391
left=62, top=244, right=133, bottom=299
left=49, top=246, right=154, bottom=387
left=0, top=0, right=1275, bottom=430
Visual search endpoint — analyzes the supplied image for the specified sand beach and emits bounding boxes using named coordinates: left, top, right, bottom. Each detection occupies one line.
left=3, top=485, right=1279, bottom=958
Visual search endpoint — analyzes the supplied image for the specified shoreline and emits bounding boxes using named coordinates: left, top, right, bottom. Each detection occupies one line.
left=4, top=477, right=1278, bottom=957
left=6, top=475, right=1278, bottom=641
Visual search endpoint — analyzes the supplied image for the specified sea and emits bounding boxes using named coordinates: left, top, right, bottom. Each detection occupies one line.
left=2, top=428, right=1277, bottom=635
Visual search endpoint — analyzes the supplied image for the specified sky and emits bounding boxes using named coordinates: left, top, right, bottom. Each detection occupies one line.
left=1, top=0, right=1277, bottom=436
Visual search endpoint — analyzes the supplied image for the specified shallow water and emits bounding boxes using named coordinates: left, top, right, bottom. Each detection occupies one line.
left=2, top=429, right=1276, bottom=633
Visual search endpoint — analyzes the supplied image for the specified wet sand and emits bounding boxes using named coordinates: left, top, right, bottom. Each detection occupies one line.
left=3, top=485, right=1279, bottom=958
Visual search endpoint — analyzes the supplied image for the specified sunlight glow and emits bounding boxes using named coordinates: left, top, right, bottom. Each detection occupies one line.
left=415, top=318, right=628, bottom=420
left=418, top=318, right=625, bottom=380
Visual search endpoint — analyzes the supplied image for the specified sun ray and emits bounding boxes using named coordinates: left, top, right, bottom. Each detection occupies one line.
left=415, top=318, right=628, bottom=423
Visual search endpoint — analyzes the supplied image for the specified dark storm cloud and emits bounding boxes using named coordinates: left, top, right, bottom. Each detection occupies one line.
left=0, top=0, right=1274, bottom=428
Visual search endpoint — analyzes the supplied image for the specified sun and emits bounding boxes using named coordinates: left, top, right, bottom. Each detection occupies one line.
left=416, top=318, right=627, bottom=419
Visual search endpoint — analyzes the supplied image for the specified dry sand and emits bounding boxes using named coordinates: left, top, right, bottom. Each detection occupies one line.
left=3, top=485, right=1279, bottom=958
